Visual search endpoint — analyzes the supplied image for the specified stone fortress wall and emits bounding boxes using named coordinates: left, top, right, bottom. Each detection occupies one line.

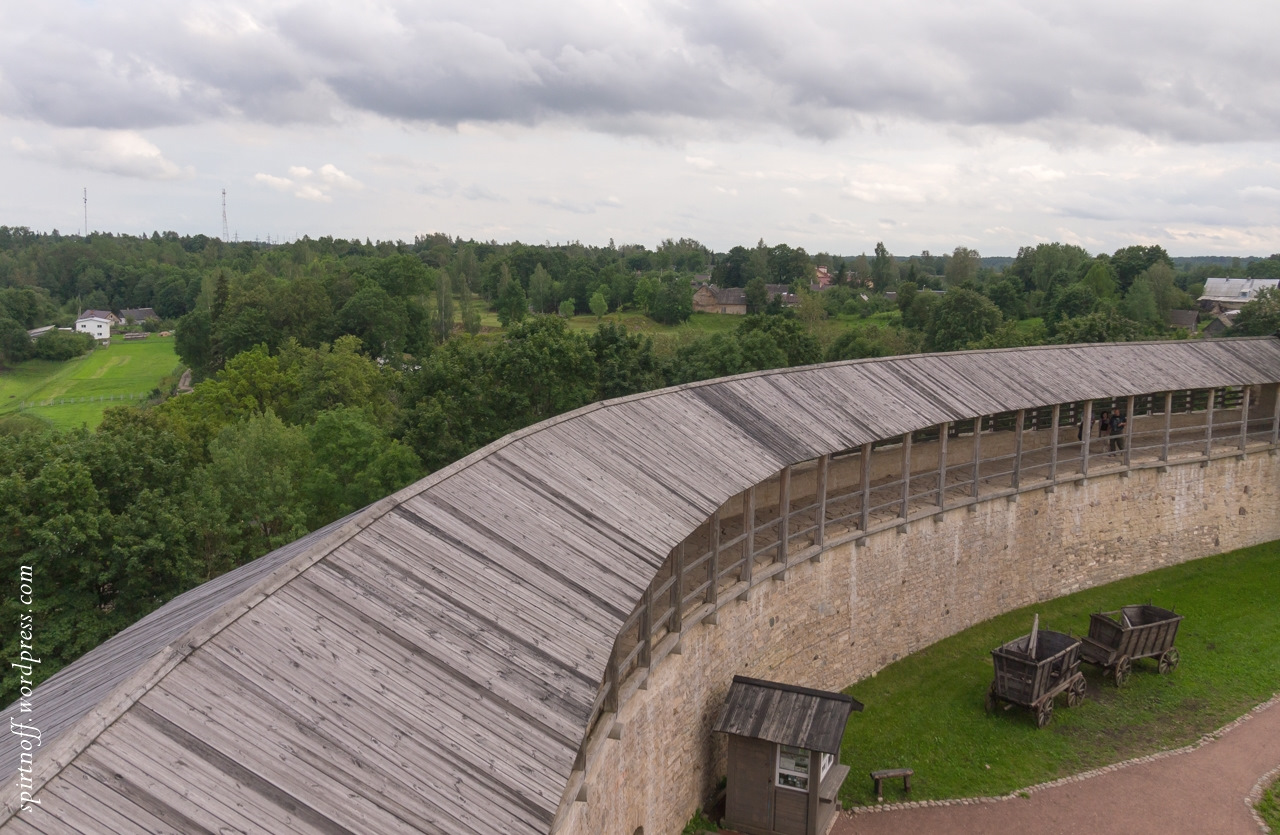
left=554, top=393, right=1280, bottom=835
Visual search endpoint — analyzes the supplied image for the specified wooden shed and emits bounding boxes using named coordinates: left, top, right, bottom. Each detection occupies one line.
left=714, top=676, right=863, bottom=835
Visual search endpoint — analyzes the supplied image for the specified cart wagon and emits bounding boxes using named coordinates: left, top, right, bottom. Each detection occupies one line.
left=1079, top=604, right=1183, bottom=686
left=986, top=621, right=1085, bottom=728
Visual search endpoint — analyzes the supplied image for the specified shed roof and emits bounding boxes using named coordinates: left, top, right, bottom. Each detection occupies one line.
left=714, top=676, right=863, bottom=754
left=1200, top=277, right=1280, bottom=304
left=5, top=338, right=1280, bottom=834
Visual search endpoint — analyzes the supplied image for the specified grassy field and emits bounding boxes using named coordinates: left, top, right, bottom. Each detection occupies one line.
left=0, top=338, right=183, bottom=430
left=839, top=540, right=1280, bottom=806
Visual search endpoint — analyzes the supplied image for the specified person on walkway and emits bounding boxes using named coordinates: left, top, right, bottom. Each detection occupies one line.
left=1098, top=410, right=1111, bottom=446
left=1110, top=411, right=1126, bottom=451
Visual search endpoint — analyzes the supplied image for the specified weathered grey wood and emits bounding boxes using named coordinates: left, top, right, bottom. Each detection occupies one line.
left=899, top=433, right=913, bottom=518
left=1273, top=385, right=1280, bottom=446
left=859, top=443, right=872, bottom=532
left=972, top=417, right=983, bottom=498
left=1124, top=395, right=1135, bottom=468
left=936, top=422, right=949, bottom=507
left=776, top=466, right=791, bottom=577
left=708, top=509, right=721, bottom=606
left=1239, top=387, right=1250, bottom=450
left=1082, top=400, right=1094, bottom=477
left=1205, top=387, right=1216, bottom=458
left=1162, top=391, right=1174, bottom=463
left=1012, top=409, right=1025, bottom=488
left=640, top=586, right=653, bottom=674
left=815, top=454, right=829, bottom=548
left=671, top=543, right=685, bottom=638
left=1049, top=404, right=1060, bottom=482
left=742, top=487, right=756, bottom=590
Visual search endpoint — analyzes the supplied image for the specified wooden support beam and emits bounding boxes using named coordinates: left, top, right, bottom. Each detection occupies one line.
left=775, top=465, right=791, bottom=579
left=937, top=422, right=949, bottom=508
left=899, top=432, right=912, bottom=518
left=1239, top=386, right=1250, bottom=451
left=671, top=542, right=685, bottom=637
left=741, top=487, right=755, bottom=593
left=604, top=651, right=619, bottom=713
left=1048, top=404, right=1060, bottom=483
left=1080, top=400, right=1095, bottom=476
left=1161, top=391, right=1173, bottom=464
left=971, top=417, right=983, bottom=499
left=639, top=586, right=653, bottom=674
left=1123, top=395, right=1135, bottom=469
left=815, top=454, right=829, bottom=549
left=707, top=509, right=720, bottom=607
left=859, top=442, right=872, bottom=533
left=1205, top=387, right=1216, bottom=460
left=1012, top=409, right=1025, bottom=489
left=1273, top=385, right=1280, bottom=447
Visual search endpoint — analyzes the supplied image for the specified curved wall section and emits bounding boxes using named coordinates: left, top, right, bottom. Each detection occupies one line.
left=558, top=453, right=1280, bottom=835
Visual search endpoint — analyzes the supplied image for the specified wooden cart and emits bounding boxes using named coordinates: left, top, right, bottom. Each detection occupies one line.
left=986, top=622, right=1086, bottom=728
left=1079, top=604, right=1183, bottom=686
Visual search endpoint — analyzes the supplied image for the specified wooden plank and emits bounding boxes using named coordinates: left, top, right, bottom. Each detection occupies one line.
left=1239, top=386, right=1250, bottom=450
left=1081, top=400, right=1093, bottom=477
left=859, top=443, right=872, bottom=532
left=1049, top=404, right=1060, bottom=482
left=742, top=487, right=756, bottom=587
left=1162, top=391, right=1174, bottom=463
left=1124, top=395, right=1135, bottom=467
left=708, top=509, right=721, bottom=606
left=936, top=422, right=949, bottom=507
left=1012, top=409, right=1025, bottom=488
left=1205, top=387, right=1216, bottom=457
left=671, top=543, right=685, bottom=637
left=777, top=466, right=791, bottom=573
left=972, top=417, right=983, bottom=497
left=899, top=433, right=912, bottom=518
left=815, top=454, right=829, bottom=547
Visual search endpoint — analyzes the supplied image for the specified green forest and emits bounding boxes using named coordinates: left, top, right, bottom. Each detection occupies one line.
left=2, top=226, right=1279, bottom=705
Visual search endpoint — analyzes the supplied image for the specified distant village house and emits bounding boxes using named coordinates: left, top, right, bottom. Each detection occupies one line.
left=1198, top=277, right=1280, bottom=313
left=692, top=283, right=800, bottom=315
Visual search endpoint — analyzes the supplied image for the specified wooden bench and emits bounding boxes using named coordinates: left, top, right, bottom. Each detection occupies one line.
left=871, top=768, right=913, bottom=801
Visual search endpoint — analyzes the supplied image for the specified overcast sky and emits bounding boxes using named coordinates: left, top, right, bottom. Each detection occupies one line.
left=2, top=0, right=1279, bottom=256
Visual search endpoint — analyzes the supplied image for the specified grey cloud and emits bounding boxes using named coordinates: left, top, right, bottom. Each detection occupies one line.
left=3, top=1, right=1280, bottom=143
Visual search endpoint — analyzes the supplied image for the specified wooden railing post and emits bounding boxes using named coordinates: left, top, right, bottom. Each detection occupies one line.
left=1161, top=391, right=1173, bottom=464
left=1123, top=395, right=1135, bottom=469
left=815, top=454, right=829, bottom=549
left=1239, top=386, right=1250, bottom=452
left=775, top=466, right=791, bottom=579
left=1048, top=404, right=1060, bottom=484
left=639, top=586, right=653, bottom=686
left=1012, top=409, right=1025, bottom=489
left=741, top=488, right=755, bottom=591
left=707, top=509, right=720, bottom=607
left=604, top=652, right=619, bottom=712
left=859, top=443, right=872, bottom=533
left=971, top=417, right=983, bottom=499
left=899, top=432, right=912, bottom=519
left=1081, top=400, right=1093, bottom=478
left=1205, top=388, right=1216, bottom=460
left=937, top=422, right=949, bottom=508
left=671, top=542, right=685, bottom=638
left=1273, top=385, right=1280, bottom=447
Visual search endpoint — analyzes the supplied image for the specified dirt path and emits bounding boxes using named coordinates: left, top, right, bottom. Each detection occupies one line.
left=834, top=696, right=1280, bottom=834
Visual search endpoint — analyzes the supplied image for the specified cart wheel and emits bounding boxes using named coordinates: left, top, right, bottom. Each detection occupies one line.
left=1035, top=700, right=1054, bottom=728
left=1067, top=676, right=1086, bottom=708
left=1159, top=648, right=1180, bottom=674
left=984, top=683, right=998, bottom=714
left=1114, top=655, right=1132, bottom=687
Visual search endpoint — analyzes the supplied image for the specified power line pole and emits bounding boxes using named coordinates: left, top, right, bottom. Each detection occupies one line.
left=221, top=189, right=230, bottom=241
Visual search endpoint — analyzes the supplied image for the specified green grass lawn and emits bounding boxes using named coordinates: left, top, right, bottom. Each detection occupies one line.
left=840, top=540, right=1280, bottom=805
left=1259, top=776, right=1280, bottom=829
left=0, top=338, right=183, bottom=430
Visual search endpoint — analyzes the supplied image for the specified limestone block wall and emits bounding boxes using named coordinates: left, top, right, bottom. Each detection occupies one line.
left=553, top=451, right=1280, bottom=835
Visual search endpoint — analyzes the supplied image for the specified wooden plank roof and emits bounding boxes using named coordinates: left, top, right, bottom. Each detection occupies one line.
left=4, top=337, right=1280, bottom=834
left=713, top=676, right=862, bottom=754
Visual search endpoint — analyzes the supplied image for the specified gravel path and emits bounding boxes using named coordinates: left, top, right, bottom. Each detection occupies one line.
left=833, top=694, right=1280, bottom=835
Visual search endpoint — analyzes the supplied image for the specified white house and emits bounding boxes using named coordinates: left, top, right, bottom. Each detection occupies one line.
left=75, top=315, right=112, bottom=341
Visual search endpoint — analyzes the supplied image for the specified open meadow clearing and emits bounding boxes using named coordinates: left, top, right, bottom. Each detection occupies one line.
left=0, top=337, right=183, bottom=429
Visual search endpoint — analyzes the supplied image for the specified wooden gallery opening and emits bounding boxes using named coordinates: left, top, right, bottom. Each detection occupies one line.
left=714, top=676, right=863, bottom=835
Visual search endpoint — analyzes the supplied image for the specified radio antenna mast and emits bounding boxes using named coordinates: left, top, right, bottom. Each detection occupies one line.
left=221, top=189, right=230, bottom=241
